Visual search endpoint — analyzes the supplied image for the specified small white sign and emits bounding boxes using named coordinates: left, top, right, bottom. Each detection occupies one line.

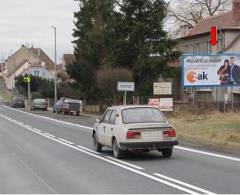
left=148, top=98, right=173, bottom=111
left=117, top=82, right=135, bottom=91
left=153, top=82, right=172, bottom=95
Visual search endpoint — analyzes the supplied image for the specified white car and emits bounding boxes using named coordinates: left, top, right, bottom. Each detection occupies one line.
left=92, top=105, right=178, bottom=159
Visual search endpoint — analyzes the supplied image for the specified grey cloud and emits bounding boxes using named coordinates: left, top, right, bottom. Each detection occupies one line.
left=0, top=0, right=78, bottom=63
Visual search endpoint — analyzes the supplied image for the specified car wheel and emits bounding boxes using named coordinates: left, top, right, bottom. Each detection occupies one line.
left=112, top=138, right=125, bottom=159
left=161, top=148, right=173, bottom=158
left=76, top=111, right=80, bottom=116
left=93, top=133, right=102, bottom=152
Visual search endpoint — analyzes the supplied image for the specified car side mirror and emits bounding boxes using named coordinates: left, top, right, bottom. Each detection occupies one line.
left=96, top=118, right=100, bottom=123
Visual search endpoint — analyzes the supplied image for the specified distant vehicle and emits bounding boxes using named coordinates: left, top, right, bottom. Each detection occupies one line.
left=12, top=97, right=25, bottom=108
left=53, top=98, right=82, bottom=116
left=92, top=105, right=178, bottom=159
left=32, top=99, right=48, bottom=111
left=62, top=99, right=81, bottom=116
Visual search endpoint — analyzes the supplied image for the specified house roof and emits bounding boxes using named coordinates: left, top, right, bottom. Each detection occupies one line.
left=185, top=11, right=240, bottom=38
left=30, top=48, right=55, bottom=70
left=6, top=45, right=55, bottom=75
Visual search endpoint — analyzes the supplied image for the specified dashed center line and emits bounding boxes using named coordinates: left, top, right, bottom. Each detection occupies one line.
left=44, top=133, right=55, bottom=138
left=58, top=138, right=74, bottom=145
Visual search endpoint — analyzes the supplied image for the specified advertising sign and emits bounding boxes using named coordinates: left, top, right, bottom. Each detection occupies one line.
left=117, top=82, right=135, bottom=92
left=182, top=54, right=240, bottom=87
left=153, top=82, right=172, bottom=95
left=148, top=98, right=173, bottom=111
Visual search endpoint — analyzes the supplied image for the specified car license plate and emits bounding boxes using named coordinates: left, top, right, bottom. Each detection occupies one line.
left=142, top=131, right=162, bottom=138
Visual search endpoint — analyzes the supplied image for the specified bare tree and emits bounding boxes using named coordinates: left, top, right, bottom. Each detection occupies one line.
left=167, top=0, right=232, bottom=36
left=96, top=67, right=133, bottom=105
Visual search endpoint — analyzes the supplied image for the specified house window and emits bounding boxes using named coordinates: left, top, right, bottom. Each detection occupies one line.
left=207, top=42, right=212, bottom=53
left=195, top=43, right=200, bottom=53
left=34, top=70, right=40, bottom=77
left=185, top=45, right=189, bottom=53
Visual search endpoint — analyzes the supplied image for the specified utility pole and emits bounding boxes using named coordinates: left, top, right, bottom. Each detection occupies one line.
left=25, top=44, right=31, bottom=101
left=52, top=26, right=57, bottom=103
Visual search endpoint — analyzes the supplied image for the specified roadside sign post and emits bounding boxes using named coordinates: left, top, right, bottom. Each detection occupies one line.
left=117, top=82, right=135, bottom=105
left=153, top=82, right=172, bottom=95
left=23, top=76, right=31, bottom=83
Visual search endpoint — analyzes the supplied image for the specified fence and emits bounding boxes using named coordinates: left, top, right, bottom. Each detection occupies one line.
left=82, top=96, right=240, bottom=114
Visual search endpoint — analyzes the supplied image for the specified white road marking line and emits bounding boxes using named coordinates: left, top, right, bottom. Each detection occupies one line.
left=0, top=114, right=216, bottom=194
left=58, top=138, right=74, bottom=145
left=33, top=128, right=42, bottom=133
left=175, top=146, right=240, bottom=162
left=44, top=133, right=55, bottom=138
left=76, top=145, right=100, bottom=155
left=154, top=173, right=216, bottom=194
left=107, top=156, right=145, bottom=170
left=25, top=125, right=32, bottom=129
left=3, top=105, right=240, bottom=163
left=2, top=105, right=92, bottom=130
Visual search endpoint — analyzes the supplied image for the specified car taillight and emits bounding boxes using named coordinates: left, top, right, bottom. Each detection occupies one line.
left=163, top=129, right=176, bottom=137
left=127, top=131, right=141, bottom=139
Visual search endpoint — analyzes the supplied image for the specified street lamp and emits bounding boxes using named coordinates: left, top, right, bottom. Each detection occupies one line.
left=51, top=26, right=57, bottom=103
left=25, top=43, right=31, bottom=101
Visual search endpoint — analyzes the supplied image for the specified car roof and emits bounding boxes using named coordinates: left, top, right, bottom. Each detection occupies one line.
left=107, top=105, right=157, bottom=110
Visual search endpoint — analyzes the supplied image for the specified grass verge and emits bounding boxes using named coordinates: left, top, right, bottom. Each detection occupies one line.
left=0, top=88, right=13, bottom=103
left=168, top=112, right=240, bottom=155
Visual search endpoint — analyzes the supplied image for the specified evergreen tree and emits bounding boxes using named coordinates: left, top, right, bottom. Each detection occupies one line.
left=68, top=0, right=115, bottom=98
left=116, top=0, right=179, bottom=95
left=69, top=0, right=179, bottom=98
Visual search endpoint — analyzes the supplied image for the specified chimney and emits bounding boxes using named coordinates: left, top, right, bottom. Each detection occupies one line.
left=233, top=0, right=240, bottom=23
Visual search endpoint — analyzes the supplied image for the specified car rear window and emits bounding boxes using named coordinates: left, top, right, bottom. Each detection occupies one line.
left=15, top=98, right=24, bottom=102
left=122, top=107, right=166, bottom=124
left=34, top=99, right=45, bottom=103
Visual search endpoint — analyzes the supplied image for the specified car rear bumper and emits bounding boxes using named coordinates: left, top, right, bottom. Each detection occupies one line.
left=119, top=140, right=178, bottom=150
left=13, top=104, right=25, bottom=108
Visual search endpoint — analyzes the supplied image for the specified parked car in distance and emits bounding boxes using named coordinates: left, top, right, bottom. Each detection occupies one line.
left=92, top=105, right=178, bottom=159
left=62, top=99, right=81, bottom=116
left=12, top=96, right=25, bottom=108
left=32, top=99, right=48, bottom=111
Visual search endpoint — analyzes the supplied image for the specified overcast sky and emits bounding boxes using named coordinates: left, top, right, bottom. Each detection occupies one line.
left=0, top=0, right=78, bottom=63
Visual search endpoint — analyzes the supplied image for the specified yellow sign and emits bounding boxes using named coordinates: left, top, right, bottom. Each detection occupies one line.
left=23, top=77, right=31, bottom=83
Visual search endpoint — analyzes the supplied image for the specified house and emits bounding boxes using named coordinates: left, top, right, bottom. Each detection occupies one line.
left=62, top=54, right=75, bottom=71
left=0, top=62, right=5, bottom=81
left=57, top=54, right=75, bottom=77
left=4, top=45, right=56, bottom=90
left=174, top=0, right=240, bottom=103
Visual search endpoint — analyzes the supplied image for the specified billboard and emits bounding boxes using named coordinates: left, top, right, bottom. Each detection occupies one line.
left=182, top=54, right=240, bottom=87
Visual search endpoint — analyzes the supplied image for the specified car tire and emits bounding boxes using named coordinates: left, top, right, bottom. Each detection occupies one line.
left=112, top=138, right=125, bottom=159
left=76, top=111, right=80, bottom=116
left=161, top=148, right=173, bottom=158
left=93, top=133, right=102, bottom=152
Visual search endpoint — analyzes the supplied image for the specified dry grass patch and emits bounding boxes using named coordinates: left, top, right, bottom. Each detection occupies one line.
left=167, top=111, right=240, bottom=154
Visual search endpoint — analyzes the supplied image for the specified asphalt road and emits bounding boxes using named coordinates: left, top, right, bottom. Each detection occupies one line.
left=0, top=102, right=240, bottom=193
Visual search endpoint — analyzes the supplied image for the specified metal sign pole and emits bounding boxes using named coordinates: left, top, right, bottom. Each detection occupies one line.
left=232, top=86, right=234, bottom=111
left=124, top=91, right=127, bottom=105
